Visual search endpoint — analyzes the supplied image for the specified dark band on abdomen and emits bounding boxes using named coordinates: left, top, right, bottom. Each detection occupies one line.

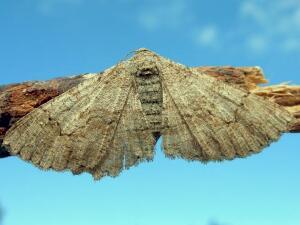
left=135, top=68, right=163, bottom=133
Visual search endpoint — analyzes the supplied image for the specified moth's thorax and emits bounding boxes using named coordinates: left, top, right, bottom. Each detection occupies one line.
left=134, top=64, right=163, bottom=134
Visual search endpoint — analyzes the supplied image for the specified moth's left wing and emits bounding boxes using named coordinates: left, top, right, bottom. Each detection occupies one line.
left=159, top=58, right=294, bottom=162
left=4, top=62, right=156, bottom=180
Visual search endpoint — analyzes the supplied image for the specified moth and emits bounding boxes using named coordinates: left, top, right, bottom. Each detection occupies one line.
left=3, top=48, right=294, bottom=180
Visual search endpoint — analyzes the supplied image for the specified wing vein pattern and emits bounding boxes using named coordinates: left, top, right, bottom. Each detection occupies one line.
left=159, top=56, right=294, bottom=162
left=4, top=62, right=156, bottom=180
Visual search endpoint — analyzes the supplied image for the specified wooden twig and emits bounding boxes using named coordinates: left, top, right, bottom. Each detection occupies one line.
left=1, top=67, right=299, bottom=158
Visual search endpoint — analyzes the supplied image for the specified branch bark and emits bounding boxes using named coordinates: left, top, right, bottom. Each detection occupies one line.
left=1, top=67, right=299, bottom=158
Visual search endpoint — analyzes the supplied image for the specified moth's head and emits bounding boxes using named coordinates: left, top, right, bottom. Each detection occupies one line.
left=133, top=60, right=160, bottom=77
left=130, top=48, right=161, bottom=77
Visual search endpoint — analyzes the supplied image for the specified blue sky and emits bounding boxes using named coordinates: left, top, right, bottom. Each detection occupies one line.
left=0, top=0, right=299, bottom=225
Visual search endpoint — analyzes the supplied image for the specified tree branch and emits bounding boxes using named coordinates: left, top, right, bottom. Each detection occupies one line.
left=1, top=67, right=299, bottom=158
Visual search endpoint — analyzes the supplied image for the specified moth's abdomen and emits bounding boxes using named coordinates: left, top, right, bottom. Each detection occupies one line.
left=135, top=69, right=163, bottom=133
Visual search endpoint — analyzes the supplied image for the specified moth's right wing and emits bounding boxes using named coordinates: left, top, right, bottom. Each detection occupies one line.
left=4, top=62, right=156, bottom=180
left=160, top=59, right=294, bottom=162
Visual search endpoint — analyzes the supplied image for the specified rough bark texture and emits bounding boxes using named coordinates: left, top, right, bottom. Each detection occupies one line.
left=0, top=66, right=299, bottom=159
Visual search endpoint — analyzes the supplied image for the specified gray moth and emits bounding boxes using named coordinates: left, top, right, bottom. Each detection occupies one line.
left=3, top=48, right=295, bottom=180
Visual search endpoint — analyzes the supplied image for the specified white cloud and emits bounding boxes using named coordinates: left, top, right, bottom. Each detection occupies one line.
left=246, top=35, right=268, bottom=54
left=36, top=0, right=83, bottom=15
left=282, top=38, right=300, bottom=53
left=138, top=0, right=191, bottom=31
left=240, top=0, right=300, bottom=53
left=240, top=1, right=267, bottom=26
left=195, top=25, right=219, bottom=48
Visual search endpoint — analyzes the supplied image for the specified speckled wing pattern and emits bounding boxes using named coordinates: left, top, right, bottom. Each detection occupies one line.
left=158, top=55, right=294, bottom=162
left=3, top=61, right=156, bottom=180
left=3, top=48, right=295, bottom=180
